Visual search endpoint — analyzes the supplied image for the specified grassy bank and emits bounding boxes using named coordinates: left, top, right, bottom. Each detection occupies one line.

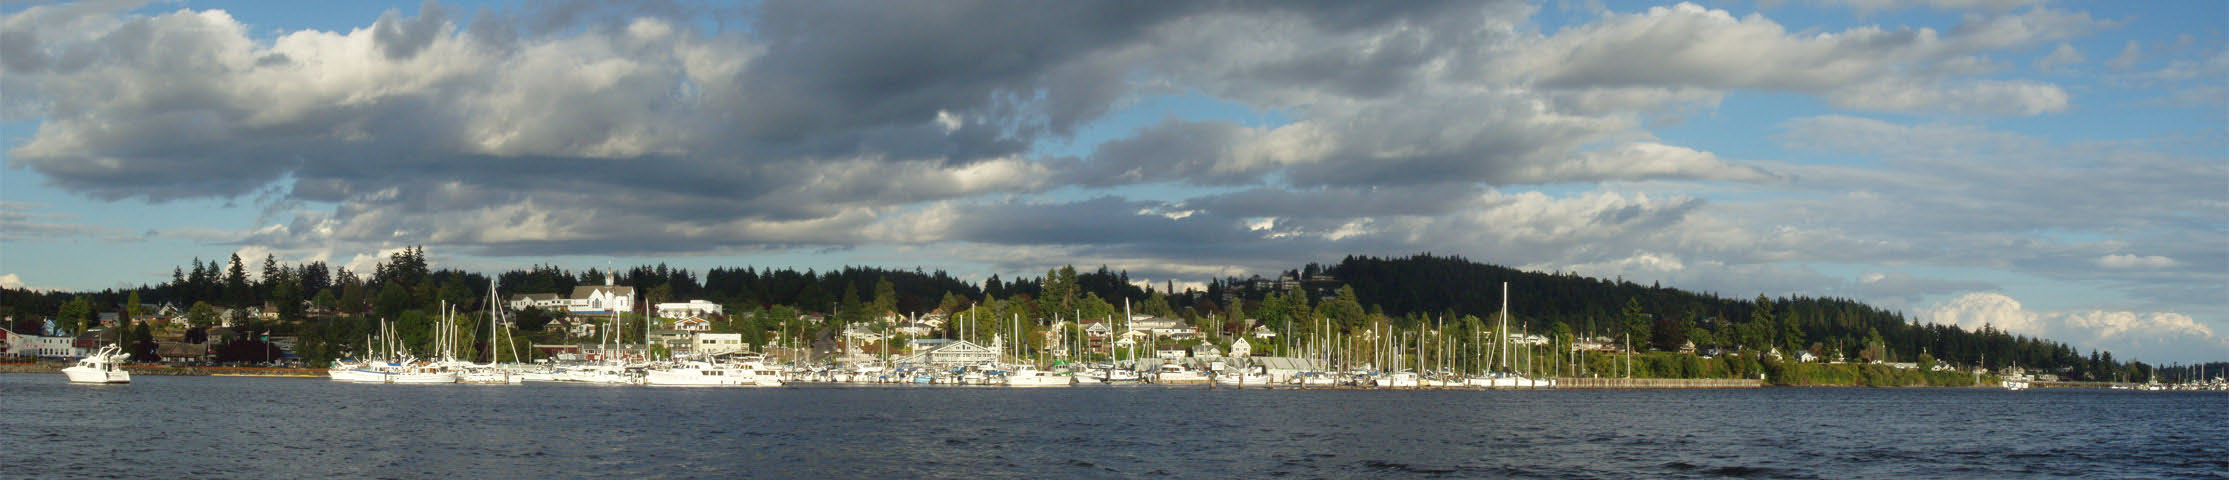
left=1562, top=352, right=1989, bottom=387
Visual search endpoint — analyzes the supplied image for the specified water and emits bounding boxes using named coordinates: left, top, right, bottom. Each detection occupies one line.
left=3, top=375, right=2224, bottom=479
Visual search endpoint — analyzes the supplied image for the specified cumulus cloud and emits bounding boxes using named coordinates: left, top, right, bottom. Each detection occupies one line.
left=2097, top=254, right=2178, bottom=269
left=2035, top=42, right=2083, bottom=70
left=1513, top=3, right=2091, bottom=115
left=1925, top=293, right=2229, bottom=363
left=0, top=273, right=28, bottom=290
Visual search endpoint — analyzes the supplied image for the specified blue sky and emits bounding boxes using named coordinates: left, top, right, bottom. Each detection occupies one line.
left=2, top=0, right=2223, bottom=362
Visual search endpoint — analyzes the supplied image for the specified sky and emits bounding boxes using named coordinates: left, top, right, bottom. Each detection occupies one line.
left=1, top=0, right=2223, bottom=363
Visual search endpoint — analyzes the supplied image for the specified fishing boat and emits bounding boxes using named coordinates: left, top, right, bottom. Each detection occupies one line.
left=62, top=345, right=131, bottom=384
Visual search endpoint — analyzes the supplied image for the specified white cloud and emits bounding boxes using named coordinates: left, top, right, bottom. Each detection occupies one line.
left=2097, top=254, right=2178, bottom=269
left=2035, top=42, right=2083, bottom=70
left=1514, top=3, right=2093, bottom=115
left=1925, top=293, right=2229, bottom=363
left=0, top=273, right=28, bottom=290
left=1924, top=292, right=2046, bottom=334
left=2107, top=40, right=2142, bottom=69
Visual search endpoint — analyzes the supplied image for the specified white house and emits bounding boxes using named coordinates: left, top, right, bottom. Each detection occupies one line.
left=694, top=333, right=746, bottom=356
left=507, top=293, right=564, bottom=311
left=1250, top=324, right=1277, bottom=339
left=1191, top=343, right=1222, bottom=358
left=894, top=322, right=936, bottom=337
left=2, top=328, right=86, bottom=358
left=672, top=317, right=711, bottom=332
left=655, top=300, right=723, bottom=319
left=841, top=324, right=887, bottom=343
left=566, top=282, right=637, bottom=316
left=1229, top=338, right=1252, bottom=357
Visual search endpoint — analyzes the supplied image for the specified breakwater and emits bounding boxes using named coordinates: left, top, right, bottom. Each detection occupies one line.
left=1556, top=377, right=1762, bottom=389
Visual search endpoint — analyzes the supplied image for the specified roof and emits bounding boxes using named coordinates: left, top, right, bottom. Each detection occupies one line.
left=570, top=285, right=636, bottom=299
left=511, top=293, right=561, bottom=301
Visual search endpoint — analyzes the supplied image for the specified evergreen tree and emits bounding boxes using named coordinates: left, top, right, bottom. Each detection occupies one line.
left=224, top=253, right=251, bottom=307
left=1621, top=297, right=1651, bottom=351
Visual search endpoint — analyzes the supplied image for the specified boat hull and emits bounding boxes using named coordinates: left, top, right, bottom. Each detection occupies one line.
left=62, top=366, right=130, bottom=383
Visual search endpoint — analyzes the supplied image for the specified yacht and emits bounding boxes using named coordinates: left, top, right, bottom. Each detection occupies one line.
left=2002, top=375, right=2031, bottom=391
left=63, top=345, right=131, bottom=384
left=1373, top=372, right=1421, bottom=388
left=1213, top=371, right=1274, bottom=387
left=1003, top=367, right=1073, bottom=387
left=643, top=361, right=784, bottom=387
left=1152, top=364, right=1211, bottom=385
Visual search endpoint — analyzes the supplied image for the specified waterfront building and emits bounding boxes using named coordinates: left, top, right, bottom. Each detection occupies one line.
left=895, top=340, right=995, bottom=367
left=655, top=300, right=723, bottom=319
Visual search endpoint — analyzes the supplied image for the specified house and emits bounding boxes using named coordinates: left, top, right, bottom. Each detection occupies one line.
left=655, top=300, right=723, bottom=319
left=694, top=333, right=746, bottom=356
left=1130, top=315, right=1179, bottom=331
left=1797, top=351, right=1820, bottom=363
left=156, top=341, right=208, bottom=363
left=2, top=327, right=87, bottom=358
left=1155, top=346, right=1189, bottom=360
left=895, top=340, right=997, bottom=367
left=568, top=321, right=600, bottom=338
left=671, top=317, right=712, bottom=332
left=893, top=322, right=936, bottom=337
left=650, top=329, right=694, bottom=353
left=507, top=293, right=564, bottom=311
left=1191, top=343, right=1222, bottom=358
left=1251, top=324, right=1277, bottom=339
left=1229, top=338, right=1252, bottom=357
left=566, top=283, right=637, bottom=316
left=841, top=324, right=886, bottom=343
left=917, top=313, right=947, bottom=328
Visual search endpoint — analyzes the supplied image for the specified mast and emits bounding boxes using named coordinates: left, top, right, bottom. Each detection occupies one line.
left=1498, top=282, right=1509, bottom=374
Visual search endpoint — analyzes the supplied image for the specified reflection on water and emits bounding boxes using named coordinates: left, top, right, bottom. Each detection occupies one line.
left=3, top=375, right=2224, bottom=478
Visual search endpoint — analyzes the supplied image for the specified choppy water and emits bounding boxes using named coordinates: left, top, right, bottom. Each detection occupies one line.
left=3, top=375, right=2224, bottom=479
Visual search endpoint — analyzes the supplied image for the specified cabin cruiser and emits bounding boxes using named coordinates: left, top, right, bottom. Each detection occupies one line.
left=1214, top=366, right=1274, bottom=387
left=643, top=361, right=785, bottom=387
left=63, top=345, right=131, bottom=384
left=1373, top=372, right=1421, bottom=388
left=1003, top=367, right=1073, bottom=387
left=1152, top=364, right=1211, bottom=385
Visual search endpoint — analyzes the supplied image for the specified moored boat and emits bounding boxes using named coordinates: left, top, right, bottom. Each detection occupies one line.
left=62, top=345, right=131, bottom=384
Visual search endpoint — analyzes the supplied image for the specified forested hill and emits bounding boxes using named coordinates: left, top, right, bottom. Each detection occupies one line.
left=1312, top=254, right=2123, bottom=381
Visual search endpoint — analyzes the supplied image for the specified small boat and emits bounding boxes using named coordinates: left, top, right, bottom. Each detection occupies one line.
left=1373, top=372, right=1421, bottom=388
left=63, top=345, right=131, bottom=384
left=2003, top=375, right=2031, bottom=391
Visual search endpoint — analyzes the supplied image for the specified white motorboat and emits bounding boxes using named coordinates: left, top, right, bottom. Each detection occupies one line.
left=2003, top=375, right=2031, bottom=391
left=1214, top=371, right=1274, bottom=387
left=1003, top=367, right=1073, bottom=387
left=643, top=361, right=784, bottom=387
left=1152, top=364, right=1211, bottom=385
left=1374, top=372, right=1421, bottom=388
left=386, top=366, right=459, bottom=384
left=63, top=345, right=131, bottom=384
left=458, top=365, right=515, bottom=384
